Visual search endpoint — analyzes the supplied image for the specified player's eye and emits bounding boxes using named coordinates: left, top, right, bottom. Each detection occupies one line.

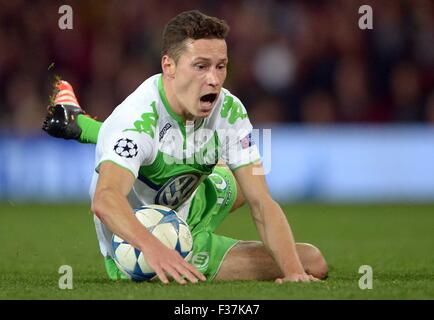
left=194, top=64, right=207, bottom=71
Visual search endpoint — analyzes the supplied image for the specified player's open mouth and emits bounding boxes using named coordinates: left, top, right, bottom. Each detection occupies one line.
left=200, top=93, right=218, bottom=108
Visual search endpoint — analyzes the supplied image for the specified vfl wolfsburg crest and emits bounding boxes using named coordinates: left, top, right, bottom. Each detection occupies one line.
left=155, top=173, right=202, bottom=209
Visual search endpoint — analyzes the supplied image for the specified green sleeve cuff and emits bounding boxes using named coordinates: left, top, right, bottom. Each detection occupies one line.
left=96, top=160, right=137, bottom=180
left=231, top=159, right=262, bottom=172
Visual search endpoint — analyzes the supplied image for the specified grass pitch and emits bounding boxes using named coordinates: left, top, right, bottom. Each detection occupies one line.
left=0, top=202, right=433, bottom=299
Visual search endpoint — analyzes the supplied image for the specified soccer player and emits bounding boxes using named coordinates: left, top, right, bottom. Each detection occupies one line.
left=43, top=10, right=328, bottom=284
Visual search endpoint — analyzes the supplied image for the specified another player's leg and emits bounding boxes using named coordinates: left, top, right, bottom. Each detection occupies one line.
left=43, top=81, right=121, bottom=280
left=42, top=79, right=102, bottom=144
left=214, top=241, right=328, bottom=281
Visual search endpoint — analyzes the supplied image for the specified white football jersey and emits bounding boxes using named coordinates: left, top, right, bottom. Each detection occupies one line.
left=89, top=74, right=260, bottom=256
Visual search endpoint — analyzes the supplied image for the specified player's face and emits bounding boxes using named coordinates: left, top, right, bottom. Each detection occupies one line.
left=172, top=38, right=228, bottom=119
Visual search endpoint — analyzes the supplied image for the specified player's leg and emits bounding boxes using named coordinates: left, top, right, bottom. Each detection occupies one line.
left=214, top=241, right=328, bottom=281
left=230, top=177, right=245, bottom=212
left=42, top=79, right=102, bottom=144
left=76, top=115, right=102, bottom=144
left=104, top=256, right=130, bottom=280
left=209, top=166, right=327, bottom=280
left=215, top=162, right=245, bottom=213
left=186, top=165, right=241, bottom=280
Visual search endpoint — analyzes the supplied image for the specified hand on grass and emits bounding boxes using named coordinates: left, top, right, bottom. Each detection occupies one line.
left=275, top=273, right=320, bottom=284
left=141, top=239, right=206, bottom=285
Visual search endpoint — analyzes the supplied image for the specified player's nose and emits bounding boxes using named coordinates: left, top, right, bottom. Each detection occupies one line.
left=206, top=69, right=219, bottom=88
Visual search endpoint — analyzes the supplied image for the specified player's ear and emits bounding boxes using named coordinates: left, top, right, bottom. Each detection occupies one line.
left=162, top=55, right=176, bottom=78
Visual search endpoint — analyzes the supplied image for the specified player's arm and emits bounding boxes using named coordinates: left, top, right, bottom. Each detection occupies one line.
left=233, top=163, right=318, bottom=283
left=92, top=162, right=206, bottom=284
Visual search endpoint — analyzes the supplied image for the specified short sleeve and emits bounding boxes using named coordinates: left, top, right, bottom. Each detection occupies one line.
left=95, top=100, right=158, bottom=178
left=219, top=95, right=261, bottom=171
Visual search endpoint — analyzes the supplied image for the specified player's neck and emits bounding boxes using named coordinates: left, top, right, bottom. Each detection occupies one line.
left=162, top=76, right=198, bottom=123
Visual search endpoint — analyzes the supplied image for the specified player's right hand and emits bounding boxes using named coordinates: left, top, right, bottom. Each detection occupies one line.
left=141, top=238, right=206, bottom=285
left=275, top=273, right=320, bottom=284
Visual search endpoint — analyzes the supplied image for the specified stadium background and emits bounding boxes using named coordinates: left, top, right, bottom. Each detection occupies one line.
left=0, top=0, right=433, bottom=299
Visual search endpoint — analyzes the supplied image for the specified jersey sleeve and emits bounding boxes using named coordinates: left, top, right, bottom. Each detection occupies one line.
left=95, top=99, right=158, bottom=178
left=219, top=94, right=261, bottom=171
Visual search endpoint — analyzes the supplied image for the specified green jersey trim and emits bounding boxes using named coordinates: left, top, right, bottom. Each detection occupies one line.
left=158, top=74, right=187, bottom=149
left=96, top=160, right=137, bottom=180
left=158, top=74, right=183, bottom=123
left=231, top=159, right=262, bottom=172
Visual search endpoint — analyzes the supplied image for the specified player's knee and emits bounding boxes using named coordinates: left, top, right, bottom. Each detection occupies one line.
left=230, top=190, right=245, bottom=212
left=230, top=179, right=246, bottom=213
left=307, top=246, right=328, bottom=279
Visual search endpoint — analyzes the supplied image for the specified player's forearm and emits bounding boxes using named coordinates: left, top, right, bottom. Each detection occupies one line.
left=252, top=199, right=305, bottom=276
left=92, top=188, right=153, bottom=252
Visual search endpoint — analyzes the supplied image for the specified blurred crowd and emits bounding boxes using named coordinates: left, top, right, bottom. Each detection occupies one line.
left=0, top=0, right=433, bottom=133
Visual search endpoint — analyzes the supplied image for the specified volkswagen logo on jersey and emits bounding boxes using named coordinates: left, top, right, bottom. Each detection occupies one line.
left=155, top=173, right=201, bottom=209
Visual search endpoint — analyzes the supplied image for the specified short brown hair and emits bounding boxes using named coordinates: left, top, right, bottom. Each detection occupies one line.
left=161, top=10, right=230, bottom=62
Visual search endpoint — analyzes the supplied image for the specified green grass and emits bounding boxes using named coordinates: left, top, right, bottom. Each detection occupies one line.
left=0, top=202, right=433, bottom=299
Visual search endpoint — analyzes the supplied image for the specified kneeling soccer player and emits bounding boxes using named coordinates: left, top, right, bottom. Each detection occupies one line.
left=43, top=10, right=328, bottom=284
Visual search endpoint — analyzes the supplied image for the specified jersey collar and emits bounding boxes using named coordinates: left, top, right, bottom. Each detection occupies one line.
left=158, top=74, right=205, bottom=132
left=158, top=74, right=184, bottom=124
